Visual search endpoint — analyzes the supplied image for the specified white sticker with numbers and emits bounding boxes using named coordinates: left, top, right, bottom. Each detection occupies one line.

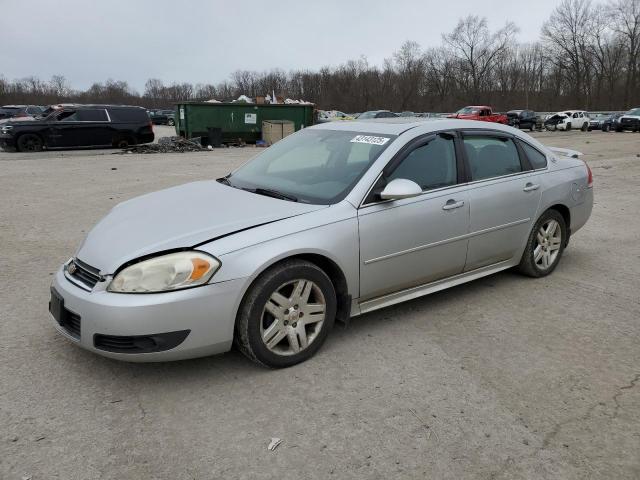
left=350, top=135, right=390, bottom=145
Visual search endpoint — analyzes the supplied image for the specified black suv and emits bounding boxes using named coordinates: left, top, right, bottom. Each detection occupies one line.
left=506, top=110, right=538, bottom=131
left=149, top=109, right=176, bottom=126
left=0, top=105, right=154, bottom=152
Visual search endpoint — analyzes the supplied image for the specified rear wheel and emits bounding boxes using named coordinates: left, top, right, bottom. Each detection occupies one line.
left=113, top=136, right=134, bottom=148
left=235, top=259, right=336, bottom=368
left=167, top=118, right=175, bottom=126
left=518, top=210, right=566, bottom=278
left=17, top=134, right=44, bottom=152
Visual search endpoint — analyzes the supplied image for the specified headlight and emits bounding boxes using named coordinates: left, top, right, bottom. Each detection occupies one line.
left=1, top=125, right=13, bottom=133
left=108, top=251, right=220, bottom=293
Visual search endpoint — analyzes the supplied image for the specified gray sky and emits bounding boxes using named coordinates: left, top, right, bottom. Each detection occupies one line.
left=1, top=0, right=561, bottom=92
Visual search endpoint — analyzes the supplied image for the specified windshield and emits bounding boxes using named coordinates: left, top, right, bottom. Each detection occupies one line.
left=226, top=129, right=395, bottom=204
left=357, top=111, right=378, bottom=119
left=457, top=107, right=479, bottom=114
left=626, top=108, right=640, bottom=116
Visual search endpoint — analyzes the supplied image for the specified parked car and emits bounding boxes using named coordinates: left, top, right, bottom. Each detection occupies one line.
left=506, top=110, right=539, bottom=131
left=601, top=113, right=623, bottom=132
left=357, top=110, right=399, bottom=119
left=0, top=105, right=154, bottom=152
left=588, top=113, right=610, bottom=131
left=0, top=105, right=44, bottom=120
left=448, top=106, right=509, bottom=124
left=149, top=109, right=176, bottom=126
left=316, top=110, right=354, bottom=123
left=544, top=110, right=590, bottom=131
left=49, top=118, right=592, bottom=367
left=616, top=107, right=640, bottom=132
left=399, top=111, right=416, bottom=117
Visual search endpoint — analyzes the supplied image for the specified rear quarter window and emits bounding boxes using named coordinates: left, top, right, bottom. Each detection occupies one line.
left=519, top=141, right=547, bottom=169
left=108, top=108, right=149, bottom=123
left=77, top=109, right=109, bottom=121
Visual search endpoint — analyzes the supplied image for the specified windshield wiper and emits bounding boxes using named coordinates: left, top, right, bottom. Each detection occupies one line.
left=252, top=187, right=298, bottom=202
left=216, top=176, right=232, bottom=186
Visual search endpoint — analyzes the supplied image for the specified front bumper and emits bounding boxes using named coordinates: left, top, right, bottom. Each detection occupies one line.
left=51, top=267, right=247, bottom=362
left=0, top=134, right=17, bottom=149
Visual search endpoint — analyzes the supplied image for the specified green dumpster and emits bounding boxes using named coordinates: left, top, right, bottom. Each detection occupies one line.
left=174, top=102, right=315, bottom=143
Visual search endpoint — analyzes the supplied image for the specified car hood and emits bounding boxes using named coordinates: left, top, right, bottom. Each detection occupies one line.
left=75, top=180, right=325, bottom=274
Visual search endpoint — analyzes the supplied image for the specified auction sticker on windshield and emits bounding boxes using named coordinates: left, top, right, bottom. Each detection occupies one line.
left=350, top=135, right=390, bottom=145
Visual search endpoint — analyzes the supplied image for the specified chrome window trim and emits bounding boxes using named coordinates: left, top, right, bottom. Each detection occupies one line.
left=56, top=108, right=111, bottom=123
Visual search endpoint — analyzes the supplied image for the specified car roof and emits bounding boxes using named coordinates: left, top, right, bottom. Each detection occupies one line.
left=310, top=117, right=520, bottom=136
left=54, top=104, right=146, bottom=110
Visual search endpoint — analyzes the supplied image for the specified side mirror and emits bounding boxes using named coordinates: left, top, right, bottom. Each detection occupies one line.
left=379, top=178, right=422, bottom=200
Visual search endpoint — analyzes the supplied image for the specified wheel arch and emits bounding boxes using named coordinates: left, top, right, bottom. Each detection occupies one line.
left=16, top=131, right=45, bottom=150
left=234, top=252, right=352, bottom=327
left=542, top=203, right=571, bottom=245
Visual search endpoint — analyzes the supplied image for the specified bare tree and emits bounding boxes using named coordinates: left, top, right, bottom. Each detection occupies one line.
left=443, top=15, right=518, bottom=102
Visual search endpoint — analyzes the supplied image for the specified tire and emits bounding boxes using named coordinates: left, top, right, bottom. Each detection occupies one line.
left=602, top=124, right=610, bottom=132
left=517, top=209, right=567, bottom=278
left=566, top=123, right=572, bottom=131
left=581, top=122, right=588, bottom=132
left=17, top=134, right=44, bottom=152
left=113, top=136, right=134, bottom=149
left=616, top=127, right=623, bottom=132
left=235, top=259, right=337, bottom=368
left=167, top=118, right=175, bottom=126
left=529, top=123, right=535, bottom=132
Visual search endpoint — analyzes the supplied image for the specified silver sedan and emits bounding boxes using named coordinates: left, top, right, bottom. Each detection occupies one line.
left=50, top=119, right=593, bottom=367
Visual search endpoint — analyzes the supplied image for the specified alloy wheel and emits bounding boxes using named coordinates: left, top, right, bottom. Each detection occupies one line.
left=260, top=279, right=326, bottom=356
left=534, top=219, right=562, bottom=270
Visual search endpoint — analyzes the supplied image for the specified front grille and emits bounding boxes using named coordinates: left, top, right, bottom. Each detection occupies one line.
left=67, top=258, right=101, bottom=289
left=62, top=311, right=81, bottom=339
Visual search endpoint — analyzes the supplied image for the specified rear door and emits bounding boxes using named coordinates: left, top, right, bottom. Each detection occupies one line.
left=358, top=133, right=470, bottom=300
left=461, top=131, right=542, bottom=271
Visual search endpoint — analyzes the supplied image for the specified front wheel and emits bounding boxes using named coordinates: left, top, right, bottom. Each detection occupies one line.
left=167, top=118, right=175, bottom=126
left=581, top=122, right=588, bottom=132
left=235, top=259, right=337, bottom=368
left=518, top=210, right=567, bottom=278
left=17, top=134, right=44, bottom=152
left=565, top=123, right=572, bottom=131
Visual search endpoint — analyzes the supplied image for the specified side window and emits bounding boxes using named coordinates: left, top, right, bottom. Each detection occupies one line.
left=463, top=136, right=522, bottom=181
left=77, top=109, right=109, bottom=121
left=387, top=135, right=457, bottom=191
left=573, top=112, right=580, bottom=118
left=519, top=141, right=548, bottom=169
left=56, top=111, right=78, bottom=122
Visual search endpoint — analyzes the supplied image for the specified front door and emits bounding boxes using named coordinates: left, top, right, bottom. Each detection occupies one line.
left=461, top=132, right=542, bottom=270
left=358, top=133, right=470, bottom=300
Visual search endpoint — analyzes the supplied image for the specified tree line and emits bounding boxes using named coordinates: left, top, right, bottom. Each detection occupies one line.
left=1, top=0, right=638, bottom=113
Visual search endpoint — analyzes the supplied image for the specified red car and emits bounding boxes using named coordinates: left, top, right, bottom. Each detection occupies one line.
left=448, top=106, right=508, bottom=124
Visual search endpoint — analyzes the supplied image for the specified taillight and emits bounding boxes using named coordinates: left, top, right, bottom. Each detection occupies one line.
left=584, top=161, right=593, bottom=188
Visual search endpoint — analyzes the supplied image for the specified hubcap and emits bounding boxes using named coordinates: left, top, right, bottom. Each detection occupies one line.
left=534, top=219, right=562, bottom=270
left=260, top=279, right=326, bottom=356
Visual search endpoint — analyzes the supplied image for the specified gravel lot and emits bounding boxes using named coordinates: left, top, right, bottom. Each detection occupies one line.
left=1, top=128, right=639, bottom=479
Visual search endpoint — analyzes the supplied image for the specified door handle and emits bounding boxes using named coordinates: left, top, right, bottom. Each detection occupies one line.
left=442, top=199, right=465, bottom=210
left=523, top=183, right=540, bottom=192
